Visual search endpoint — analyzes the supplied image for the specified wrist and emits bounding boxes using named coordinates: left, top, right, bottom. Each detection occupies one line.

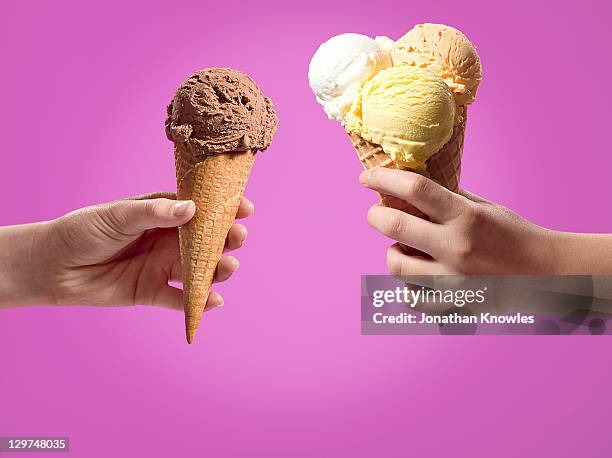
left=545, top=232, right=612, bottom=275
left=529, top=227, right=565, bottom=274
left=535, top=229, right=595, bottom=275
left=0, top=221, right=56, bottom=307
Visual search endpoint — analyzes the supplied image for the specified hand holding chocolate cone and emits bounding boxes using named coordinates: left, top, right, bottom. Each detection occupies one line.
left=166, top=68, right=278, bottom=343
left=308, top=24, right=481, bottom=201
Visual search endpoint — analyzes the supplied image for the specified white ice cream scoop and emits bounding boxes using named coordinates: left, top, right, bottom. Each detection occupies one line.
left=308, top=33, right=393, bottom=124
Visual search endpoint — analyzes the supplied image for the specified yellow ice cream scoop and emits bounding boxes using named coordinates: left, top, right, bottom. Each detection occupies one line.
left=345, top=66, right=456, bottom=170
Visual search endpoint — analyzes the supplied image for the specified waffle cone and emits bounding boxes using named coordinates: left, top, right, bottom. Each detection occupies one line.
left=174, top=144, right=255, bottom=344
left=349, top=116, right=466, bottom=214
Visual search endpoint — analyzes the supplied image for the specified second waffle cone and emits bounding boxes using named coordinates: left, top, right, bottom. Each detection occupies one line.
left=349, top=117, right=466, bottom=215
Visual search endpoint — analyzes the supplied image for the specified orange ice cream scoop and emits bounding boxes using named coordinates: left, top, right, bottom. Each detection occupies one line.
left=392, top=23, right=482, bottom=106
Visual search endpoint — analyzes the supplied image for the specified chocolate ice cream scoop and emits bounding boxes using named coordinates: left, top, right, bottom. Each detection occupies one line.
left=165, top=68, right=278, bottom=155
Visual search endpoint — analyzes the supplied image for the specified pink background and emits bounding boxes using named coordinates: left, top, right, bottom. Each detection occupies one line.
left=1, top=0, right=612, bottom=456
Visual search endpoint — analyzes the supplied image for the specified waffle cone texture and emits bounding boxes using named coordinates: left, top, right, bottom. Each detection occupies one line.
left=349, top=115, right=466, bottom=214
left=174, top=144, right=255, bottom=344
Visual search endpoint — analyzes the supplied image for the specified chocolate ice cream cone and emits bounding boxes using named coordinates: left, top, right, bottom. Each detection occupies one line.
left=166, top=68, right=277, bottom=344
left=175, top=144, right=255, bottom=344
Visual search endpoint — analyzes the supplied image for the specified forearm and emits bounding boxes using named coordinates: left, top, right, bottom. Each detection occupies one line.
left=0, top=222, right=52, bottom=308
left=551, top=232, right=612, bottom=274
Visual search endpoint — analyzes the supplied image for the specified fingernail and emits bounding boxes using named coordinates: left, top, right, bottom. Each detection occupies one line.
left=173, top=200, right=194, bottom=217
left=360, top=171, right=371, bottom=184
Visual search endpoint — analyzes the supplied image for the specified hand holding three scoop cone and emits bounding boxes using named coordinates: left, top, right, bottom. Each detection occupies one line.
left=166, top=68, right=278, bottom=343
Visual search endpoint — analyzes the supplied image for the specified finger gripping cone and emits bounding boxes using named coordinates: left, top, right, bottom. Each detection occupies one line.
left=174, top=144, right=255, bottom=344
